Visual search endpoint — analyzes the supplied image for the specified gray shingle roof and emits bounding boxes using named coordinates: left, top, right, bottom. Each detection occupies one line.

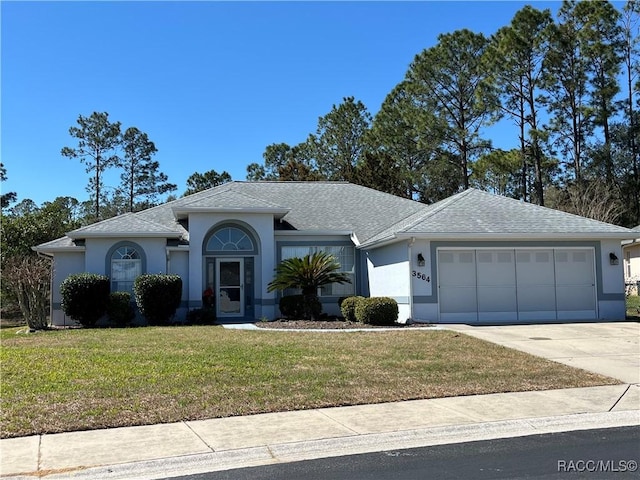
left=35, top=183, right=635, bottom=251
left=362, top=188, right=634, bottom=246
left=67, top=212, right=182, bottom=238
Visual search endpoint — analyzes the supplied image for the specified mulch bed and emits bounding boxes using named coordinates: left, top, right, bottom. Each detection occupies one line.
left=255, top=319, right=435, bottom=329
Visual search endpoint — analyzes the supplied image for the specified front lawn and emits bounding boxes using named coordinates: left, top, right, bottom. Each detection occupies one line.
left=0, top=326, right=618, bottom=438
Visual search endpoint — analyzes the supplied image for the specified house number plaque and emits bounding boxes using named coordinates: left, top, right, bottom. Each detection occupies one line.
left=412, top=271, right=430, bottom=282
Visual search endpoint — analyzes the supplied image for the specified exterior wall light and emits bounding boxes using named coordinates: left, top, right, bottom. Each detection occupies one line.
left=609, top=252, right=619, bottom=265
left=417, top=253, right=425, bottom=267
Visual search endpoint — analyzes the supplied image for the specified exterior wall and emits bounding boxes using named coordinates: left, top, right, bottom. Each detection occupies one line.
left=188, top=213, right=276, bottom=320
left=599, top=239, right=626, bottom=319
left=168, top=248, right=190, bottom=321
left=365, top=241, right=411, bottom=323
left=50, top=237, right=169, bottom=326
left=50, top=251, right=85, bottom=326
left=623, top=242, right=640, bottom=295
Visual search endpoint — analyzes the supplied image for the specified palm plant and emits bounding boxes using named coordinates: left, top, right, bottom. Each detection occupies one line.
left=268, top=251, right=351, bottom=319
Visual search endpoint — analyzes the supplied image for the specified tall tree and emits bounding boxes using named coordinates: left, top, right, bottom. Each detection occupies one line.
left=352, top=152, right=407, bottom=197
left=488, top=6, right=553, bottom=204
left=542, top=2, right=593, bottom=184
left=61, top=112, right=121, bottom=220
left=306, top=96, right=372, bottom=182
left=471, top=149, right=522, bottom=198
left=183, top=169, right=232, bottom=196
left=617, top=0, right=640, bottom=225
left=246, top=142, right=319, bottom=181
left=406, top=29, right=501, bottom=190
left=119, top=127, right=176, bottom=212
left=0, top=163, right=17, bottom=209
left=575, top=0, right=623, bottom=183
left=370, top=81, right=445, bottom=200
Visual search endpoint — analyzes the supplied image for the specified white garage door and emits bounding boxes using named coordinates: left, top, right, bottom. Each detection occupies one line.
left=438, top=248, right=596, bottom=323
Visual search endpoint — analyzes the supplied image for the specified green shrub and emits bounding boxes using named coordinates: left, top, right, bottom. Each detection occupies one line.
left=60, top=273, right=110, bottom=327
left=355, top=297, right=398, bottom=326
left=187, top=308, right=217, bottom=325
left=133, top=274, right=182, bottom=326
left=279, top=294, right=322, bottom=320
left=340, top=296, right=365, bottom=323
left=107, top=292, right=135, bottom=327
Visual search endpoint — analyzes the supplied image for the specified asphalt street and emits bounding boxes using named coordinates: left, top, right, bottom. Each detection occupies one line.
left=169, top=427, right=640, bottom=480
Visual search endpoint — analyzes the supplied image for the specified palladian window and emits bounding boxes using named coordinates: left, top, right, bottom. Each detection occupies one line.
left=205, top=226, right=255, bottom=253
left=111, top=246, right=142, bottom=294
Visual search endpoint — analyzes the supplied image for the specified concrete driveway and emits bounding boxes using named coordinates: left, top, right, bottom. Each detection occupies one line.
left=446, top=322, right=640, bottom=384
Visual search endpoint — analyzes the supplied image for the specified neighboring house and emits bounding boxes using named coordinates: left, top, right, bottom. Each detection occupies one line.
left=34, top=182, right=635, bottom=326
left=622, top=225, right=640, bottom=295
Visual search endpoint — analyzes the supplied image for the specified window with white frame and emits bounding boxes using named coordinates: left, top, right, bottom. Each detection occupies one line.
left=280, top=245, right=355, bottom=296
left=111, top=246, right=142, bottom=294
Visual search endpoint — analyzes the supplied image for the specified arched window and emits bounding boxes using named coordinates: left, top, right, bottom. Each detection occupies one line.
left=110, top=245, right=143, bottom=294
left=204, top=225, right=257, bottom=254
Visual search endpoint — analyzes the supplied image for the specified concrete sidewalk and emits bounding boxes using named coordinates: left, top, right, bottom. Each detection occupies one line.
left=2, top=384, right=638, bottom=480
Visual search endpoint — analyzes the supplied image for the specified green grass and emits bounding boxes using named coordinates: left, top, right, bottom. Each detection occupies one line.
left=1, top=326, right=618, bottom=439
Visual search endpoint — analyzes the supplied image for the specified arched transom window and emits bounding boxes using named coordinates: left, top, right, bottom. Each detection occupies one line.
left=205, top=226, right=256, bottom=253
left=111, top=245, right=142, bottom=294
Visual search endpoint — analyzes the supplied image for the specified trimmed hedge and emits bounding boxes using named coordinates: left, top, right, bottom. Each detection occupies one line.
left=340, top=296, right=365, bottom=323
left=354, top=297, right=399, bottom=326
left=107, top=292, right=135, bottom=327
left=60, top=273, right=110, bottom=327
left=133, top=274, right=182, bottom=325
left=279, top=294, right=322, bottom=320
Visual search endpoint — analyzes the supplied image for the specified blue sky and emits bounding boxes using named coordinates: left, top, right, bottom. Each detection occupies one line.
left=2, top=1, right=565, bottom=207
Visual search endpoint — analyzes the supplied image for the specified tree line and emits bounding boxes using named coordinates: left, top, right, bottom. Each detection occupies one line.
left=246, top=0, right=640, bottom=228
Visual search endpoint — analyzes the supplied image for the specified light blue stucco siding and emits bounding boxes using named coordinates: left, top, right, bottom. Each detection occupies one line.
left=365, top=241, right=411, bottom=323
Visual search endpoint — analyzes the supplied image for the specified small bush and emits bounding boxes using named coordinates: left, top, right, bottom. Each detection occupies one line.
left=340, top=296, right=365, bottom=323
left=279, top=294, right=322, bottom=320
left=187, top=308, right=217, bottom=325
left=60, top=273, right=110, bottom=327
left=107, top=292, right=135, bottom=327
left=133, top=274, right=182, bottom=326
left=355, top=297, right=398, bottom=326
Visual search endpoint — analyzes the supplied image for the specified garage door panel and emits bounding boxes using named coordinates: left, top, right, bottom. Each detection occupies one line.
left=556, top=286, right=596, bottom=311
left=477, top=250, right=515, bottom=286
left=517, top=285, right=556, bottom=312
left=555, top=250, right=595, bottom=285
left=439, top=287, right=477, bottom=313
left=477, top=287, right=517, bottom=312
left=439, top=250, right=475, bottom=286
left=516, top=250, right=555, bottom=285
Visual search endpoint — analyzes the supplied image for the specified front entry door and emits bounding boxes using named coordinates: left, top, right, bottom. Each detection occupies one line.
left=216, top=258, right=244, bottom=317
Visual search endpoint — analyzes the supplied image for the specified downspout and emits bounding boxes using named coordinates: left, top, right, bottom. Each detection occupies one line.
left=408, top=237, right=415, bottom=323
